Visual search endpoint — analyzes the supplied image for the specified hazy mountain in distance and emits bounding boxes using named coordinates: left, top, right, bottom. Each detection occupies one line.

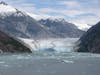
left=38, top=18, right=85, bottom=38
left=76, top=21, right=100, bottom=53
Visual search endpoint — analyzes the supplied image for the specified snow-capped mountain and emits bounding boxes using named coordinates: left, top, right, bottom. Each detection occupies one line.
left=0, top=1, right=85, bottom=39
left=0, top=1, right=56, bottom=39
left=38, top=18, right=85, bottom=38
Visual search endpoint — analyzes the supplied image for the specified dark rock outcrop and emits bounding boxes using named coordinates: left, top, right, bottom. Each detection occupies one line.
left=0, top=30, right=32, bottom=53
left=76, top=22, right=100, bottom=53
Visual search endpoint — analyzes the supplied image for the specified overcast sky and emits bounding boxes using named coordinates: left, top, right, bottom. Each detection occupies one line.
left=2, top=0, right=100, bottom=25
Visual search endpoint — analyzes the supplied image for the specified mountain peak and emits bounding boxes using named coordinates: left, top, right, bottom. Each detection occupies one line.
left=0, top=2, right=17, bottom=15
left=0, top=1, right=8, bottom=5
left=54, top=18, right=66, bottom=22
left=42, top=18, right=66, bottom=23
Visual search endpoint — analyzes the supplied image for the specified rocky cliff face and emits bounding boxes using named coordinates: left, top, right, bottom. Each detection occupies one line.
left=0, top=30, right=31, bottom=53
left=39, top=19, right=84, bottom=38
left=76, top=22, right=100, bottom=53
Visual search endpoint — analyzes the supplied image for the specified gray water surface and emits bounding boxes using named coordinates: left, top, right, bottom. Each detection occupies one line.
left=0, top=52, right=100, bottom=75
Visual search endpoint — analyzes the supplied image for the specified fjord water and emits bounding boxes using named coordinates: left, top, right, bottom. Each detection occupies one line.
left=0, top=52, right=100, bottom=75
left=0, top=38, right=100, bottom=75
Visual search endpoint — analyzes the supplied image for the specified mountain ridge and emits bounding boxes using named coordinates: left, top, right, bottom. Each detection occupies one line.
left=0, top=1, right=84, bottom=39
left=38, top=18, right=85, bottom=38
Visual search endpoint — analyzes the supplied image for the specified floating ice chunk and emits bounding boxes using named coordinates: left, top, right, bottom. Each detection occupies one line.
left=0, top=61, right=5, bottom=64
left=3, top=64, right=9, bottom=67
left=61, top=60, right=74, bottom=64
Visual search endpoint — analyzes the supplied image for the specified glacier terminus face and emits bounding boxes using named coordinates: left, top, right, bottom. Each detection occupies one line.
left=18, top=38, right=79, bottom=52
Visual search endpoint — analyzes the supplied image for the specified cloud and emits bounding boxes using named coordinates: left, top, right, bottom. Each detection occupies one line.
left=70, top=15, right=100, bottom=25
left=38, top=8, right=55, bottom=13
left=16, top=5, right=36, bottom=13
left=37, top=7, right=88, bottom=17
left=58, top=1, right=80, bottom=8
left=3, top=0, right=35, bottom=13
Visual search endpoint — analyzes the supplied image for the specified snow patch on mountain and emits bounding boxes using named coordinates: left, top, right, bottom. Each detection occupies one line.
left=73, top=23, right=91, bottom=31
left=0, top=1, right=27, bottom=17
left=0, top=2, right=16, bottom=15
left=26, top=13, right=38, bottom=19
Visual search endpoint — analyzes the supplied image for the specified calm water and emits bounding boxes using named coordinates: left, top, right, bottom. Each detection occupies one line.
left=0, top=52, right=100, bottom=75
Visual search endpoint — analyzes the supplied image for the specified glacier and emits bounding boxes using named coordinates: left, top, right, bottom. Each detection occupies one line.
left=18, top=38, right=79, bottom=52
